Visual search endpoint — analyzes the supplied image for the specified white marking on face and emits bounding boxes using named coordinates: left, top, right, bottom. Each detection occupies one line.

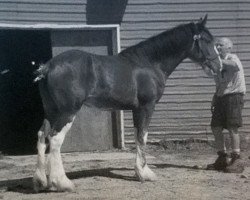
left=214, top=45, right=219, bottom=55
left=143, top=131, right=148, bottom=145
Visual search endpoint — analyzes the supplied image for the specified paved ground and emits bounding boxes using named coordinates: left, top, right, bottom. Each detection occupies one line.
left=0, top=143, right=250, bottom=200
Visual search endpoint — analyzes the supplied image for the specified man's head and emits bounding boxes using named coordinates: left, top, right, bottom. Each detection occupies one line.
left=215, top=37, right=233, bottom=58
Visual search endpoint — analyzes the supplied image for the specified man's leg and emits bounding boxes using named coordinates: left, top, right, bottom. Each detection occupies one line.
left=229, top=127, right=240, bottom=154
left=212, top=126, right=226, bottom=153
left=224, top=93, right=244, bottom=173
left=224, top=127, right=244, bottom=173
left=207, top=126, right=229, bottom=170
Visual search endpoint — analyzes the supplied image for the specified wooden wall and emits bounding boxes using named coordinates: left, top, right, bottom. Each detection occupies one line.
left=0, top=0, right=249, bottom=144
left=120, top=0, right=250, bottom=143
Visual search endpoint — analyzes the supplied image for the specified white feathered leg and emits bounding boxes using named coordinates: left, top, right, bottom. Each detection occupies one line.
left=33, top=120, right=49, bottom=192
left=47, top=119, right=75, bottom=192
left=134, top=129, right=157, bottom=182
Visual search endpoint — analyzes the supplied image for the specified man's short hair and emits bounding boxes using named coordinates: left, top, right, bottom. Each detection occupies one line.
left=216, top=37, right=233, bottom=49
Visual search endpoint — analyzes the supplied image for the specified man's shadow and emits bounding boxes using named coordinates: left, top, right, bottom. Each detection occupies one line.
left=152, top=163, right=199, bottom=170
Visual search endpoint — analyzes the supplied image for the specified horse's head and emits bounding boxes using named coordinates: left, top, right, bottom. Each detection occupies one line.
left=187, top=15, right=222, bottom=74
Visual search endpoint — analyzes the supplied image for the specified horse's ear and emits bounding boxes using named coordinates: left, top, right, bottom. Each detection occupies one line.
left=198, top=14, right=208, bottom=27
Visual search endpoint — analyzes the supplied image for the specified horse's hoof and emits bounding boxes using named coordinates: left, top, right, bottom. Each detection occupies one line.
left=142, top=165, right=157, bottom=181
left=135, top=165, right=157, bottom=182
left=49, top=176, right=75, bottom=192
left=33, top=170, right=48, bottom=193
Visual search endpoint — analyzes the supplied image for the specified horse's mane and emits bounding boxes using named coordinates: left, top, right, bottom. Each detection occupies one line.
left=119, top=22, right=213, bottom=63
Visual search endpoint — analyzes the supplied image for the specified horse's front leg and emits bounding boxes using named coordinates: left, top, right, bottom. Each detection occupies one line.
left=47, top=115, right=76, bottom=192
left=132, top=104, right=157, bottom=182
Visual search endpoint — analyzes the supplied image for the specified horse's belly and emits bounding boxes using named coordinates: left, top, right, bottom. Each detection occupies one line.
left=84, top=95, right=137, bottom=111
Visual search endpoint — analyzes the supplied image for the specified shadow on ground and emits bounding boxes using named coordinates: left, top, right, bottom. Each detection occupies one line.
left=0, top=167, right=135, bottom=194
left=0, top=162, right=203, bottom=194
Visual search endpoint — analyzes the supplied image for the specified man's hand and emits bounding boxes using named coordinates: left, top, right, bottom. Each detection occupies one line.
left=211, top=94, right=217, bottom=113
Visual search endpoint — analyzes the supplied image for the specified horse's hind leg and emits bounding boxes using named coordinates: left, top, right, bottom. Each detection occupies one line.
left=132, top=104, right=157, bottom=182
left=47, top=114, right=75, bottom=192
left=33, top=119, right=50, bottom=192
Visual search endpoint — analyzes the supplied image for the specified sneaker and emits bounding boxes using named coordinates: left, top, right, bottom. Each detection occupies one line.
left=207, top=151, right=230, bottom=171
left=224, top=153, right=244, bottom=173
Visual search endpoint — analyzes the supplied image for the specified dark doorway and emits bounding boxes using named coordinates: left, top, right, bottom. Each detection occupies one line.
left=0, top=30, right=52, bottom=154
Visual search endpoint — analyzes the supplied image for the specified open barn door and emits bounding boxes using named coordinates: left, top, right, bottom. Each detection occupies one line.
left=0, top=30, right=51, bottom=154
left=51, top=28, right=120, bottom=152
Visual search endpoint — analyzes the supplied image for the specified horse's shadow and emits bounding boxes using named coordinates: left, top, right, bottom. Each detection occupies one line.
left=0, top=163, right=199, bottom=194
left=0, top=167, right=135, bottom=194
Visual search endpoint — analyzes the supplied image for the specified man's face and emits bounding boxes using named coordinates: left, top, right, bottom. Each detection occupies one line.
left=216, top=39, right=232, bottom=58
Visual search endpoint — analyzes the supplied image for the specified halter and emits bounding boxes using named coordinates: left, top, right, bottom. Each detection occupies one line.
left=192, top=34, right=220, bottom=66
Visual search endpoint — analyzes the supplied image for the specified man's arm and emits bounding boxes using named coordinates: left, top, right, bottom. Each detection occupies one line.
left=221, top=59, right=239, bottom=72
left=202, top=65, right=219, bottom=77
left=211, top=93, right=218, bottom=113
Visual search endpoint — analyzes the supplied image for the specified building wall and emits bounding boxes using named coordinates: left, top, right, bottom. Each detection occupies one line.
left=120, top=0, right=250, bottom=143
left=0, top=0, right=249, bottom=144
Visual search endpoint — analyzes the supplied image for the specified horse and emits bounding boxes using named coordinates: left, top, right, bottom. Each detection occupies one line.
left=33, top=15, right=221, bottom=192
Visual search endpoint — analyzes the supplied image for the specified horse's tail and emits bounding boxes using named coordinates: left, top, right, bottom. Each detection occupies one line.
left=33, top=63, right=49, bottom=82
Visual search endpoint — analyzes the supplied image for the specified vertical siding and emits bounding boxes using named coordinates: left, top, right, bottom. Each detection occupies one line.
left=0, top=0, right=249, bottom=144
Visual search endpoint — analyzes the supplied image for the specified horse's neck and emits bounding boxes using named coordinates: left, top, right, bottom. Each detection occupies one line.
left=121, top=45, right=188, bottom=70
left=120, top=31, right=191, bottom=74
left=158, top=51, right=187, bottom=77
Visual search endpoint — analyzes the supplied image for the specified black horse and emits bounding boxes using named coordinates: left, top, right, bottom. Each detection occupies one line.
left=33, top=15, right=221, bottom=192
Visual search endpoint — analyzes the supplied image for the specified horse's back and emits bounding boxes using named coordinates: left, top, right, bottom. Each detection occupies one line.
left=39, top=49, right=165, bottom=114
left=40, top=49, right=137, bottom=112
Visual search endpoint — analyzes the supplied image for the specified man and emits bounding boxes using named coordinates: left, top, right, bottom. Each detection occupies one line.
left=206, top=37, right=246, bottom=173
